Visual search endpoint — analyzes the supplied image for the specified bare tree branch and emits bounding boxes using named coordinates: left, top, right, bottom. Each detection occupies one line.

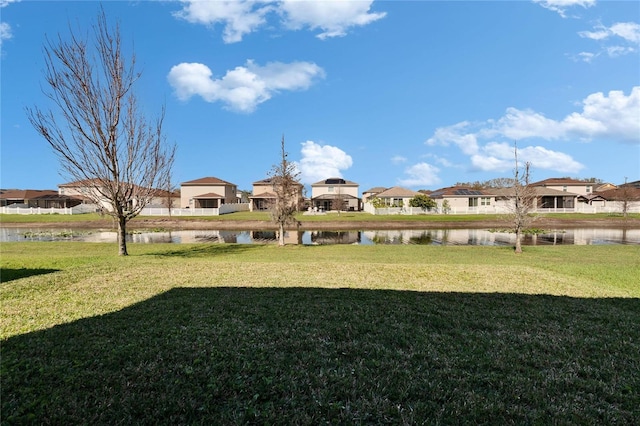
left=26, top=7, right=175, bottom=255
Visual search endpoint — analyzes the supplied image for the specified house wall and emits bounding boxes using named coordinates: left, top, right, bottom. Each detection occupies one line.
left=538, top=184, right=594, bottom=196
left=311, top=184, right=358, bottom=198
left=180, top=184, right=236, bottom=208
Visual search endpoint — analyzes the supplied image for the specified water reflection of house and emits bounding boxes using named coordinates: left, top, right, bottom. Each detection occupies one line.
left=309, top=230, right=360, bottom=245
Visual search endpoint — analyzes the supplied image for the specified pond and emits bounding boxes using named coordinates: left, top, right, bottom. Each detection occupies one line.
left=1, top=228, right=639, bottom=245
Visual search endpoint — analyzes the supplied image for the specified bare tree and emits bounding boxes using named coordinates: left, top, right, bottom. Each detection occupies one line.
left=27, top=9, right=175, bottom=255
left=162, top=175, right=178, bottom=218
left=510, top=143, right=537, bottom=254
left=269, top=136, right=302, bottom=246
left=333, top=185, right=346, bottom=215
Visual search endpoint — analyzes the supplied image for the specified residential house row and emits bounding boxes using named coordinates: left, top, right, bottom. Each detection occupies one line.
left=2, top=176, right=639, bottom=214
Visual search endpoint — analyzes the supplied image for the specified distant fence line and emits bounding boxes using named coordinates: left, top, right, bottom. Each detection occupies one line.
left=0, top=203, right=251, bottom=216
left=2, top=201, right=638, bottom=216
left=363, top=202, right=639, bottom=215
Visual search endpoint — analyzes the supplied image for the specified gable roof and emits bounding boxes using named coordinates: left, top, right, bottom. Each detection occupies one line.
left=595, top=186, right=640, bottom=201
left=311, top=177, right=358, bottom=186
left=530, top=178, right=597, bottom=187
left=375, top=186, right=420, bottom=198
left=193, top=192, right=225, bottom=199
left=0, top=189, right=59, bottom=200
left=362, top=187, right=387, bottom=194
left=429, top=186, right=490, bottom=198
left=58, top=178, right=105, bottom=188
left=182, top=176, right=234, bottom=186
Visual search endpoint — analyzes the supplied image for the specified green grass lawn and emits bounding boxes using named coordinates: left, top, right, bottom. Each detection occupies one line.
left=1, top=243, right=639, bottom=423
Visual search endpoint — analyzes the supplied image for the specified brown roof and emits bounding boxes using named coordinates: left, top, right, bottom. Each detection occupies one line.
left=0, top=189, right=59, bottom=200
left=249, top=191, right=276, bottom=199
left=595, top=187, right=640, bottom=201
left=193, top=192, right=225, bottom=199
left=429, top=186, right=490, bottom=198
left=530, top=177, right=596, bottom=186
left=362, top=187, right=387, bottom=194
left=375, top=186, right=420, bottom=198
left=182, top=176, right=234, bottom=186
left=58, top=178, right=104, bottom=188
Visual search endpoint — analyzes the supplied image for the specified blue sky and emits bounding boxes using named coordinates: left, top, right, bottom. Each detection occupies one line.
left=1, top=0, right=639, bottom=194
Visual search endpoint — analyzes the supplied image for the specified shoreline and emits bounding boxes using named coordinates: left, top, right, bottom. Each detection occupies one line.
left=2, top=217, right=639, bottom=231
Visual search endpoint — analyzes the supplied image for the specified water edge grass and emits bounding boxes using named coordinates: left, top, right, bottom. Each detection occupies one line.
left=1, top=243, right=639, bottom=423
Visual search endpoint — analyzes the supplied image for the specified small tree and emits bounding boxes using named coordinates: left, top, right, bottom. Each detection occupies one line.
left=510, top=143, right=537, bottom=254
left=409, top=194, right=437, bottom=211
left=162, top=175, right=177, bottom=218
left=333, top=185, right=347, bottom=215
left=27, top=9, right=175, bottom=256
left=269, top=136, right=301, bottom=246
left=441, top=199, right=451, bottom=214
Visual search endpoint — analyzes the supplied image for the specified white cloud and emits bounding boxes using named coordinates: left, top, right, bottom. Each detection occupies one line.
left=174, top=0, right=385, bottom=43
left=1, top=0, right=18, bottom=49
left=280, top=0, right=386, bottom=39
left=174, top=0, right=273, bottom=44
left=398, top=163, right=441, bottom=188
left=471, top=142, right=584, bottom=174
left=486, top=87, right=640, bottom=143
left=0, top=22, right=11, bottom=46
left=533, top=0, right=595, bottom=18
left=426, top=87, right=639, bottom=174
left=391, top=155, right=407, bottom=165
left=425, top=121, right=479, bottom=155
left=167, top=60, right=325, bottom=113
left=577, top=22, right=639, bottom=60
left=297, top=141, right=353, bottom=184
left=1, top=0, right=20, bottom=7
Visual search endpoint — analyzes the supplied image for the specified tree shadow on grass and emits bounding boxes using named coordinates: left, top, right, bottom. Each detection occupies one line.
left=2, top=288, right=639, bottom=424
left=0, top=268, right=60, bottom=283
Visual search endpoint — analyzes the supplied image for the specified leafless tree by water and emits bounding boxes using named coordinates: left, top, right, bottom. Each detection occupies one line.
left=269, top=136, right=302, bottom=246
left=27, top=9, right=175, bottom=255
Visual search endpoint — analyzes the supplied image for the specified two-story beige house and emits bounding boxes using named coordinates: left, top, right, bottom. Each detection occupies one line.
left=248, top=177, right=304, bottom=212
left=311, top=178, right=360, bottom=211
left=180, top=177, right=237, bottom=208
left=530, top=178, right=607, bottom=196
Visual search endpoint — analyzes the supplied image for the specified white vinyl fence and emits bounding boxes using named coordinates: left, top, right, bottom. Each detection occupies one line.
left=0, top=203, right=251, bottom=216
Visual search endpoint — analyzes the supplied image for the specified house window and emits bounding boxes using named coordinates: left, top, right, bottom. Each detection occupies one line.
left=469, top=198, right=478, bottom=207
left=563, top=186, right=567, bottom=192
left=481, top=197, right=491, bottom=206
left=328, top=186, right=334, bottom=193
left=586, top=186, right=592, bottom=193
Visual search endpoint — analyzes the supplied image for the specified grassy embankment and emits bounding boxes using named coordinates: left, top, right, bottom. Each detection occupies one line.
left=1, top=242, right=639, bottom=423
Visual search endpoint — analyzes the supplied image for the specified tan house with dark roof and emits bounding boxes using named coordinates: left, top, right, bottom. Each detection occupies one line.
left=429, top=186, right=495, bottom=213
left=361, top=187, right=387, bottom=204
left=372, top=186, right=421, bottom=207
left=180, top=177, right=237, bottom=208
left=248, top=177, right=304, bottom=212
left=311, top=178, right=360, bottom=211
left=530, top=178, right=602, bottom=196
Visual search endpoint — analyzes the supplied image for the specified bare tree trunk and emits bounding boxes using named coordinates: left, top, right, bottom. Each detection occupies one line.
left=118, top=216, right=128, bottom=256
left=279, top=223, right=285, bottom=246
left=514, top=228, right=522, bottom=254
